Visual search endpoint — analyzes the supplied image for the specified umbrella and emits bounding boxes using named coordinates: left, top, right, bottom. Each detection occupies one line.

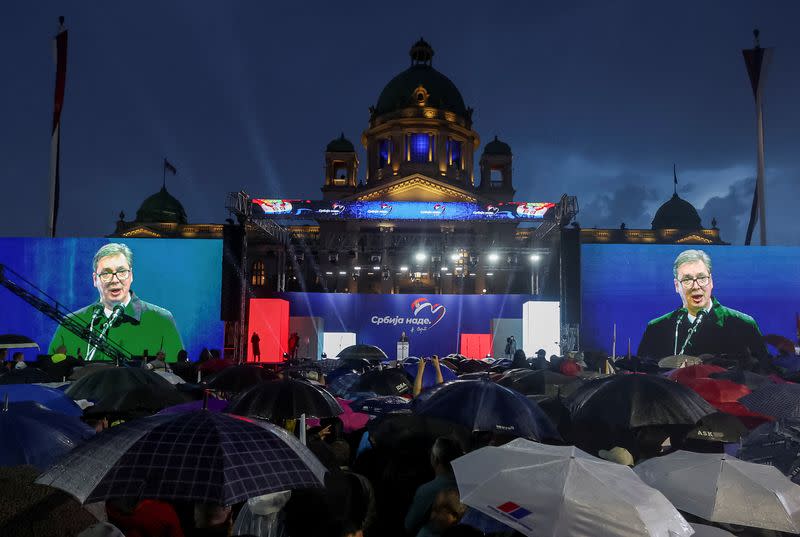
left=326, top=372, right=363, bottom=398
left=708, top=369, right=775, bottom=390
left=658, top=355, right=702, bottom=368
left=153, top=370, right=185, bottom=385
left=36, top=411, right=327, bottom=505
left=452, top=439, right=694, bottom=537
left=0, top=465, right=100, bottom=537
left=336, top=357, right=373, bottom=371
left=85, top=385, right=192, bottom=417
left=353, top=369, right=412, bottom=396
left=334, top=398, right=370, bottom=433
left=563, top=375, right=615, bottom=414
left=570, top=374, right=715, bottom=430
left=738, top=418, right=800, bottom=484
left=227, top=379, right=343, bottom=421
left=739, top=383, right=800, bottom=419
left=336, top=344, right=387, bottom=362
left=635, top=450, right=800, bottom=532
left=688, top=524, right=736, bottom=537
left=0, top=402, right=94, bottom=470
left=0, top=384, right=83, bottom=417
left=414, top=379, right=560, bottom=441
left=686, top=412, right=748, bottom=444
left=0, top=334, right=39, bottom=349
left=403, top=361, right=457, bottom=388
left=667, top=364, right=727, bottom=384
left=681, top=378, right=751, bottom=406
left=367, top=413, right=470, bottom=450
left=764, top=334, right=796, bottom=355
left=65, top=367, right=174, bottom=402
left=0, top=367, right=49, bottom=385
left=204, top=365, right=278, bottom=394
left=197, top=358, right=235, bottom=374
left=497, top=369, right=581, bottom=397
left=455, top=359, right=490, bottom=374
left=350, top=395, right=411, bottom=416
left=68, top=362, right=115, bottom=380
left=158, top=397, right=229, bottom=414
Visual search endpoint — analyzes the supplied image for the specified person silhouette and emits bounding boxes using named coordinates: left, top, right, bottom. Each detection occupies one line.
left=251, top=332, right=261, bottom=362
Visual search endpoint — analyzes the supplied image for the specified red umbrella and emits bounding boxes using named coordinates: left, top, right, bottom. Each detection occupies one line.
left=683, top=378, right=750, bottom=405
left=668, top=365, right=726, bottom=384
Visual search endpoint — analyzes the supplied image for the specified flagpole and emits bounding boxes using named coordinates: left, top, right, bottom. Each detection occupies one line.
left=755, top=69, right=767, bottom=246
left=48, top=17, right=68, bottom=238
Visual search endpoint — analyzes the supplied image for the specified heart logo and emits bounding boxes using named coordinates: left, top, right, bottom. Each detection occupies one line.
left=410, top=297, right=447, bottom=329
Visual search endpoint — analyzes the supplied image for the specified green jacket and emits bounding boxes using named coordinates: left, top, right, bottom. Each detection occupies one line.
left=637, top=297, right=767, bottom=360
left=48, top=292, right=183, bottom=362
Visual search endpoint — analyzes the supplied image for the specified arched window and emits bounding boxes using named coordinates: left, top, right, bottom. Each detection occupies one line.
left=251, top=260, right=266, bottom=287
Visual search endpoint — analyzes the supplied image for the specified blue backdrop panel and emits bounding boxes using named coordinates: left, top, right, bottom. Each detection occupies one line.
left=277, top=292, right=534, bottom=357
left=581, top=244, right=800, bottom=355
left=0, top=238, right=223, bottom=361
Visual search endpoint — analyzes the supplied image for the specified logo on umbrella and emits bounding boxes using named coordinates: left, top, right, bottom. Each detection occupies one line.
left=411, top=297, right=447, bottom=329
left=495, top=501, right=532, bottom=522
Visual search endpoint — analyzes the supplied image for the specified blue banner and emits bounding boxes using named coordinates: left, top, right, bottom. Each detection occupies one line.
left=277, top=292, right=535, bottom=357
left=253, top=199, right=556, bottom=221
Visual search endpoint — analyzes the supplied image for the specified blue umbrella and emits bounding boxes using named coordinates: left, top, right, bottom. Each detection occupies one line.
left=0, top=384, right=83, bottom=417
left=350, top=395, right=411, bottom=416
left=413, top=379, right=560, bottom=441
left=739, top=418, right=800, bottom=484
left=327, top=372, right=362, bottom=397
left=739, top=384, right=800, bottom=419
left=37, top=411, right=327, bottom=505
left=403, top=361, right=457, bottom=388
left=0, top=401, right=94, bottom=470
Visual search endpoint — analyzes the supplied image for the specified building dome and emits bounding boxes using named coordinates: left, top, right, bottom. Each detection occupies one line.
left=651, top=193, right=702, bottom=230
left=326, top=133, right=355, bottom=153
left=373, top=40, right=468, bottom=119
left=483, top=136, right=512, bottom=156
left=135, top=186, right=188, bottom=224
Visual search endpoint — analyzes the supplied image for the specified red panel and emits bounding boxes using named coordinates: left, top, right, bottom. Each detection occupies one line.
left=459, top=333, right=492, bottom=359
left=248, top=299, right=289, bottom=363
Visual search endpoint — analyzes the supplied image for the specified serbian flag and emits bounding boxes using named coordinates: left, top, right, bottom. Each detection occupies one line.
left=48, top=17, right=68, bottom=238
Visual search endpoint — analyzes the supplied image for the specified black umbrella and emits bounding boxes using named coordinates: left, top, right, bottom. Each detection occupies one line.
left=739, top=418, right=800, bottom=484
left=227, top=379, right=343, bottom=421
left=456, top=360, right=490, bottom=374
left=336, top=344, right=388, bottom=363
left=353, top=369, right=412, bottom=396
left=367, top=413, right=470, bottom=450
left=708, top=370, right=775, bottom=390
left=85, top=385, right=192, bottom=417
left=497, top=369, right=582, bottom=397
left=65, top=367, right=174, bottom=401
left=571, top=374, right=715, bottom=430
left=686, top=412, right=748, bottom=444
left=205, top=365, right=278, bottom=394
left=337, top=357, right=373, bottom=371
left=0, top=334, right=39, bottom=349
left=68, top=362, right=115, bottom=380
left=0, top=367, right=49, bottom=385
left=739, top=384, right=800, bottom=419
left=564, top=375, right=615, bottom=414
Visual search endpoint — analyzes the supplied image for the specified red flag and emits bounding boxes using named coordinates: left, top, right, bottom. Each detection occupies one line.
left=48, top=18, right=68, bottom=238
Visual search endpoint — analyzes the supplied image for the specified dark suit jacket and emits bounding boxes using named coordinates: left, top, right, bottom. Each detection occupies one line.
left=638, top=297, right=767, bottom=360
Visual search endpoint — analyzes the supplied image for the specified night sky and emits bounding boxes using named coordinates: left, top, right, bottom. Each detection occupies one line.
left=2, top=1, right=799, bottom=245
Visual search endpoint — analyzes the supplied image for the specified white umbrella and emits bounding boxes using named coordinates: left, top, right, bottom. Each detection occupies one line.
left=688, top=524, right=735, bottom=537
left=154, top=370, right=185, bottom=384
left=635, top=450, right=800, bottom=533
left=451, top=439, right=693, bottom=537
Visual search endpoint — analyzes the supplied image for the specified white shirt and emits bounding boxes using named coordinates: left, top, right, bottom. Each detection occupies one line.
left=686, top=303, right=712, bottom=324
left=103, top=295, right=131, bottom=318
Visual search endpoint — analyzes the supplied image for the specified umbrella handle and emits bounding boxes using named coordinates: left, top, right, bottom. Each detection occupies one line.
left=2, top=393, right=8, bottom=412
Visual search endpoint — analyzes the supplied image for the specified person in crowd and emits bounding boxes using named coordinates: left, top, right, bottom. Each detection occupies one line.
left=191, top=503, right=232, bottom=537
left=414, top=356, right=445, bottom=397
left=559, top=353, right=582, bottom=377
left=176, top=349, right=189, bottom=362
left=405, top=437, right=465, bottom=536
left=106, top=497, right=184, bottom=537
left=504, top=336, right=516, bottom=359
left=251, top=331, right=261, bottom=361
left=48, top=242, right=184, bottom=362
left=12, top=351, right=26, bottom=369
left=511, top=349, right=528, bottom=369
left=146, top=349, right=168, bottom=371
left=418, top=488, right=468, bottom=537
left=638, top=249, right=768, bottom=359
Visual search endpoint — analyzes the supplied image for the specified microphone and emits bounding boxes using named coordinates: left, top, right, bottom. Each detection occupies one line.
left=693, top=309, right=708, bottom=327
left=106, top=304, right=125, bottom=326
left=90, top=306, right=104, bottom=324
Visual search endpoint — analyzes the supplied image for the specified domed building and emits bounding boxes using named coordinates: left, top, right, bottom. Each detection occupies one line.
left=113, top=183, right=218, bottom=238
left=580, top=171, right=727, bottom=245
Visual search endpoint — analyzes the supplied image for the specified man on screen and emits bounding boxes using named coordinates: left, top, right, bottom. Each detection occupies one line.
left=637, top=249, right=768, bottom=360
left=48, top=243, right=183, bottom=362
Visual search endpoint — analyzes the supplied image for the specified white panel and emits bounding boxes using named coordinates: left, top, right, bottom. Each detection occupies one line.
left=522, top=301, right=561, bottom=359
left=324, top=332, right=357, bottom=359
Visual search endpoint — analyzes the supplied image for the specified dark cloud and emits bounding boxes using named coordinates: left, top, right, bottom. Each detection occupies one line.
left=579, top=180, right=661, bottom=229
left=698, top=177, right=752, bottom=245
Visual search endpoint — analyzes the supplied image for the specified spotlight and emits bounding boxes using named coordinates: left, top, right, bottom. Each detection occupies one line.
left=372, top=266, right=381, bottom=270
left=486, top=272, right=494, bottom=276
left=325, top=271, right=333, bottom=275
left=450, top=253, right=460, bottom=262
left=488, top=253, right=500, bottom=263
left=370, top=254, right=381, bottom=263
left=415, top=252, right=427, bottom=262
left=440, top=266, right=448, bottom=271
left=400, top=266, right=409, bottom=272
left=338, top=271, right=346, bottom=275
left=353, top=266, right=361, bottom=270
left=529, top=254, right=541, bottom=262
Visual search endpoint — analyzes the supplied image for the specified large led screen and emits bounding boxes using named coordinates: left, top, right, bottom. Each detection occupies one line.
left=0, top=238, right=223, bottom=362
left=581, top=244, right=800, bottom=357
